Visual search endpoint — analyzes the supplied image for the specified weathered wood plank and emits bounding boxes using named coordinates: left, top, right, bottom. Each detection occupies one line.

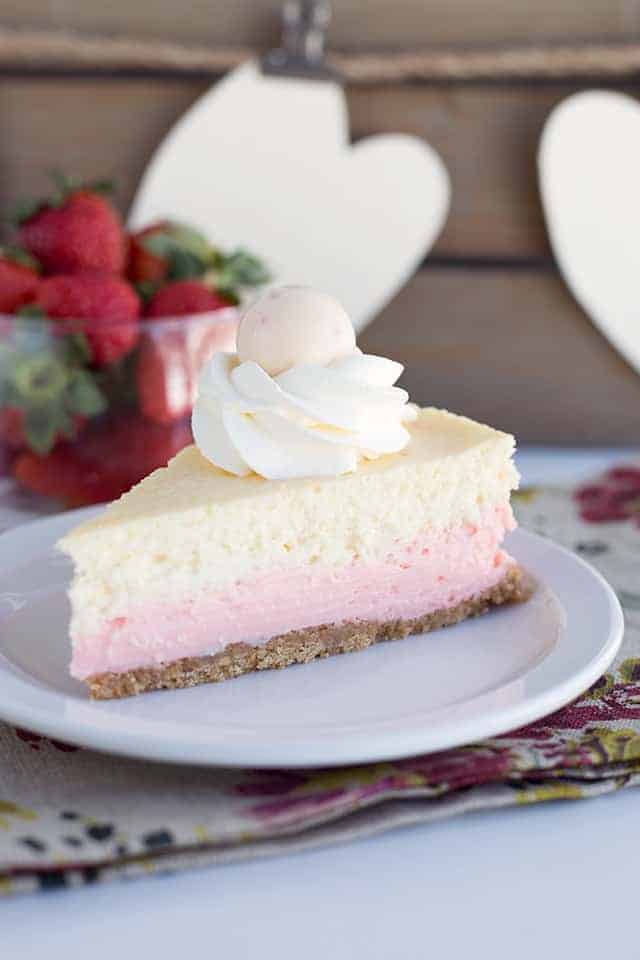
left=0, top=78, right=203, bottom=225
left=360, top=268, right=640, bottom=444
left=2, top=0, right=639, bottom=47
left=5, top=76, right=637, bottom=257
left=3, top=74, right=639, bottom=440
left=5, top=29, right=640, bottom=81
left=350, top=83, right=565, bottom=258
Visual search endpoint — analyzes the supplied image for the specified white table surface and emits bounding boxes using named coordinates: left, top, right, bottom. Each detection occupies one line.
left=4, top=445, right=640, bottom=958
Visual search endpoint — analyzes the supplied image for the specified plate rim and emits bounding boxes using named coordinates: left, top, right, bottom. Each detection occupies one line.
left=0, top=509, right=625, bottom=768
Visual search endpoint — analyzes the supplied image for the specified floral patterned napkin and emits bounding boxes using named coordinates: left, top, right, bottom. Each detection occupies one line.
left=1, top=467, right=640, bottom=896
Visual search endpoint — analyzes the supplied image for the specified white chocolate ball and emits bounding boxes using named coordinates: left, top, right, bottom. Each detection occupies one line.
left=236, top=285, right=356, bottom=376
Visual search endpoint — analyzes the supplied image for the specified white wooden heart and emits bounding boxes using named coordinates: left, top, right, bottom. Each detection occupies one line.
left=129, top=61, right=449, bottom=334
left=539, top=90, right=640, bottom=375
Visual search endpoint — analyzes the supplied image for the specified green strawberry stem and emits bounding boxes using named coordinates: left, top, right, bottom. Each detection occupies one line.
left=134, top=280, right=161, bottom=304
left=0, top=246, right=41, bottom=272
left=142, top=224, right=270, bottom=295
left=142, top=223, right=215, bottom=281
left=0, top=325, right=108, bottom=455
left=205, top=249, right=271, bottom=302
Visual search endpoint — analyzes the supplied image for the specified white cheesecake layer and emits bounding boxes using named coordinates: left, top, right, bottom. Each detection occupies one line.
left=59, top=408, right=518, bottom=639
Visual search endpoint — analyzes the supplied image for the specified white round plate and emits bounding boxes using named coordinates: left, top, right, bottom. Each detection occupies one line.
left=0, top=509, right=623, bottom=768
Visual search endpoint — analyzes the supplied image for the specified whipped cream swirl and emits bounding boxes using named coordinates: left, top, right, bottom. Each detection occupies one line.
left=192, top=350, right=417, bottom=480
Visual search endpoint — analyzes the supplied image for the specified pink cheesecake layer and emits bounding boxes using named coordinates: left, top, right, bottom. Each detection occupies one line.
left=71, top=504, right=516, bottom=679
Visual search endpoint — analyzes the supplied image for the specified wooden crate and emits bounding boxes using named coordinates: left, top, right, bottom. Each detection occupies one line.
left=0, top=2, right=639, bottom=442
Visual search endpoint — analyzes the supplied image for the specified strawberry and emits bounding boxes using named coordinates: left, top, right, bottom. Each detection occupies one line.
left=0, top=332, right=106, bottom=455
left=126, top=221, right=214, bottom=287
left=127, top=222, right=171, bottom=285
left=0, top=407, right=27, bottom=449
left=14, top=175, right=125, bottom=275
left=36, top=274, right=140, bottom=366
left=145, top=280, right=233, bottom=319
left=136, top=332, right=186, bottom=426
left=136, top=315, right=237, bottom=425
left=0, top=248, right=40, bottom=313
left=137, top=253, right=269, bottom=424
left=13, top=414, right=192, bottom=506
left=0, top=407, right=86, bottom=451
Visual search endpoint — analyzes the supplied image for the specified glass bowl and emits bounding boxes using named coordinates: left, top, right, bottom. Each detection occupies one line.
left=0, top=307, right=239, bottom=506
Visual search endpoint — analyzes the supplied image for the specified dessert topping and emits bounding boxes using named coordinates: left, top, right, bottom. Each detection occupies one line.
left=193, top=285, right=416, bottom=480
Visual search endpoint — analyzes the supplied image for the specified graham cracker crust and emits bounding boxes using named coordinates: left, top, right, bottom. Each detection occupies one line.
left=88, top=567, right=529, bottom=700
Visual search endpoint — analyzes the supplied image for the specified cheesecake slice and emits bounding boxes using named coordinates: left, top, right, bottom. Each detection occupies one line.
left=59, top=407, right=524, bottom=699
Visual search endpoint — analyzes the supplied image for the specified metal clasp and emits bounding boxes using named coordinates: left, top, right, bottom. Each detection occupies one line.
left=262, top=0, right=340, bottom=82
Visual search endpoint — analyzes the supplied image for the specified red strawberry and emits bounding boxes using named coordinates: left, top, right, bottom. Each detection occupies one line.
left=36, top=274, right=140, bottom=366
left=126, top=220, right=219, bottom=287
left=137, top=280, right=234, bottom=425
left=0, top=408, right=25, bottom=449
left=137, top=314, right=238, bottom=425
left=0, top=407, right=85, bottom=451
left=15, top=177, right=125, bottom=275
left=127, top=222, right=172, bottom=285
left=13, top=414, right=192, bottom=506
left=0, top=333, right=106, bottom=456
left=0, top=248, right=40, bottom=313
left=145, top=280, right=232, bottom=319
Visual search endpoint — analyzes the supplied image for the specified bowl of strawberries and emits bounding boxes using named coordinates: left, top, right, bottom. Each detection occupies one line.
left=0, top=175, right=269, bottom=506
